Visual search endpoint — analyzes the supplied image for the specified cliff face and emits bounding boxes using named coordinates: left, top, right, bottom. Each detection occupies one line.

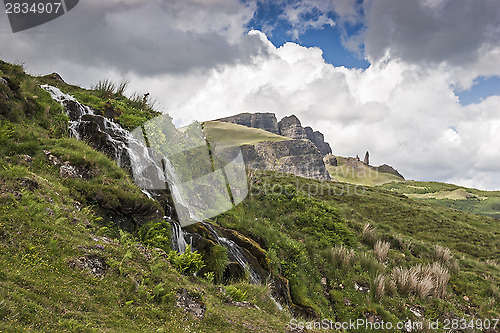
left=278, top=115, right=307, bottom=139
left=304, top=127, right=332, bottom=156
left=216, top=112, right=332, bottom=156
left=241, top=139, right=330, bottom=181
left=216, top=112, right=280, bottom=135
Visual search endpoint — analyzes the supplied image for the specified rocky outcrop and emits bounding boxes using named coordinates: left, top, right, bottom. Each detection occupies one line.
left=304, top=127, right=332, bottom=156
left=176, top=289, right=206, bottom=318
left=216, top=112, right=280, bottom=135
left=278, top=115, right=307, bottom=139
left=241, top=139, right=330, bottom=181
left=216, top=112, right=332, bottom=156
left=377, top=164, right=405, bottom=180
left=323, top=154, right=337, bottom=166
left=69, top=255, right=109, bottom=277
left=364, top=151, right=369, bottom=165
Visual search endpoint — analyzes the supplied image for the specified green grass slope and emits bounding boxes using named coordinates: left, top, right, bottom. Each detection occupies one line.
left=203, top=120, right=291, bottom=146
left=380, top=181, right=500, bottom=219
left=327, top=156, right=405, bottom=186
left=214, top=172, right=499, bottom=329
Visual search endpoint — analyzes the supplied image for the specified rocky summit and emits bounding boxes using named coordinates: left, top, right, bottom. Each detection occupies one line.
left=216, top=112, right=280, bottom=135
left=216, top=112, right=332, bottom=156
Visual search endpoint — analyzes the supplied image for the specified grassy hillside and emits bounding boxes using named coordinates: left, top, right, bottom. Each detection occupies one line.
left=380, top=181, right=500, bottom=219
left=203, top=121, right=290, bottom=146
left=0, top=60, right=297, bottom=332
left=1, top=59, right=499, bottom=332
left=214, top=172, right=499, bottom=329
left=327, top=156, right=405, bottom=186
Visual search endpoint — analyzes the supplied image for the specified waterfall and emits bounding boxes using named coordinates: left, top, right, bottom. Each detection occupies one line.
left=42, top=85, right=266, bottom=287
left=42, top=85, right=165, bottom=190
left=202, top=222, right=260, bottom=284
left=170, top=221, right=188, bottom=253
left=41, top=85, right=186, bottom=243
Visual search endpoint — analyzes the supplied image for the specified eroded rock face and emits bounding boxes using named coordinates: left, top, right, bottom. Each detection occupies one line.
left=305, top=128, right=332, bottom=156
left=241, top=139, right=330, bottom=181
left=216, top=112, right=280, bottom=135
left=278, top=115, right=307, bottom=140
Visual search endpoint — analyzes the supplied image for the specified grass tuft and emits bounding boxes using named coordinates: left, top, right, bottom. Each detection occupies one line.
left=374, top=240, right=390, bottom=262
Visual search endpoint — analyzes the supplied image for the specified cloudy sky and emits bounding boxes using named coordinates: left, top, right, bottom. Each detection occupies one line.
left=1, top=0, right=500, bottom=190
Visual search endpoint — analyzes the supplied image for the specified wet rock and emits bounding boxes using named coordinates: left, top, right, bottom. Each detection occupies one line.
left=64, top=100, right=87, bottom=121
left=69, top=254, right=109, bottom=277
left=217, top=227, right=269, bottom=271
left=175, top=288, right=206, bottom=318
left=270, top=275, right=293, bottom=308
left=223, top=262, right=246, bottom=283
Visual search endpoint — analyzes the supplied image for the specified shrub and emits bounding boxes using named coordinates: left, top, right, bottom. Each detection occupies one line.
left=168, top=244, right=205, bottom=276
left=362, top=223, right=378, bottom=247
left=139, top=220, right=172, bottom=252
left=374, top=240, right=390, bottom=262
left=205, top=244, right=229, bottom=284
left=225, top=286, right=247, bottom=302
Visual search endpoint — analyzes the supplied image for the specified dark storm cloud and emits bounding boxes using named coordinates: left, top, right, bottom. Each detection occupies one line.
left=363, top=0, right=500, bottom=66
left=0, top=0, right=265, bottom=76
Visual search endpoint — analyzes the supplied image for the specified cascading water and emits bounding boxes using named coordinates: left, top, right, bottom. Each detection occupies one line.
left=43, top=85, right=284, bottom=309
left=170, top=221, right=188, bottom=253
left=42, top=85, right=165, bottom=191
left=202, top=222, right=260, bottom=284
left=42, top=86, right=247, bottom=263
